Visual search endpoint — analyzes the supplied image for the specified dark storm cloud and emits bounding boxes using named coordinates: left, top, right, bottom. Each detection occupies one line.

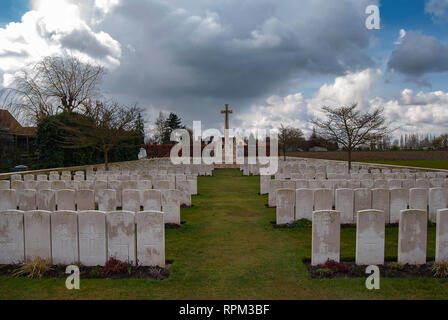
left=388, top=32, right=448, bottom=80
left=96, top=0, right=376, bottom=127
left=60, top=28, right=116, bottom=59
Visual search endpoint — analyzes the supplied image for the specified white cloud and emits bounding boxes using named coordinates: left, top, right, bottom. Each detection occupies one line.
left=0, top=0, right=121, bottom=86
left=236, top=93, right=309, bottom=131
left=307, top=68, right=383, bottom=116
left=425, top=0, right=448, bottom=21
left=236, top=69, right=448, bottom=137
left=237, top=69, right=382, bottom=133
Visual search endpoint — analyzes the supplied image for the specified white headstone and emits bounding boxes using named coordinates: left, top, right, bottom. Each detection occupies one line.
left=24, top=211, right=51, bottom=262
left=276, top=189, right=295, bottom=225
left=409, top=188, right=428, bottom=212
left=98, top=189, right=117, bottom=212
left=260, top=175, right=270, bottom=195
left=354, top=188, right=372, bottom=221
left=0, top=189, right=17, bottom=210
left=107, top=211, right=136, bottom=264
left=295, top=189, right=314, bottom=221
left=136, top=211, right=165, bottom=267
left=388, top=179, right=402, bottom=189
left=154, top=180, right=170, bottom=190
left=51, top=211, right=79, bottom=265
left=356, top=209, right=385, bottom=265
left=37, top=174, right=48, bottom=181
left=374, top=179, right=388, bottom=189
left=309, top=180, right=323, bottom=189
left=295, top=179, right=309, bottom=189
left=0, top=210, right=25, bottom=264
left=398, top=209, right=427, bottom=265
left=11, top=180, right=25, bottom=191
left=314, top=189, right=333, bottom=211
left=176, top=180, right=192, bottom=207
left=161, top=190, right=181, bottom=225
left=18, top=189, right=36, bottom=211
left=94, top=180, right=108, bottom=203
left=360, top=180, right=374, bottom=189
left=372, top=188, right=390, bottom=224
left=137, top=180, right=152, bottom=190
left=56, top=189, right=76, bottom=211
left=122, top=180, right=138, bottom=191
left=429, top=188, right=448, bottom=223
left=335, top=188, right=354, bottom=224
left=24, top=174, right=35, bottom=182
left=390, top=188, right=409, bottom=224
left=108, top=180, right=122, bottom=207
left=142, top=190, right=162, bottom=211
left=78, top=210, right=107, bottom=266
left=122, top=189, right=141, bottom=212
left=37, top=189, right=56, bottom=211
left=312, top=210, right=340, bottom=266
left=51, top=180, right=67, bottom=191
left=436, top=209, right=448, bottom=263
left=76, top=189, right=95, bottom=211
left=0, top=180, right=10, bottom=189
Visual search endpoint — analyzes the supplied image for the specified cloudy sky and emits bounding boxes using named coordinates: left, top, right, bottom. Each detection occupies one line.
left=0, top=0, right=447, bottom=139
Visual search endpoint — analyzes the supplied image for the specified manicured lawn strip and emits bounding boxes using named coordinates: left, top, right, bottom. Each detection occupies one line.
left=1, top=169, right=447, bottom=300
left=362, top=160, right=448, bottom=170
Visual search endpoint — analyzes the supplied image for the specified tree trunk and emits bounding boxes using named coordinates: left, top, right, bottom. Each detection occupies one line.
left=347, top=149, right=352, bottom=173
left=104, top=150, right=109, bottom=171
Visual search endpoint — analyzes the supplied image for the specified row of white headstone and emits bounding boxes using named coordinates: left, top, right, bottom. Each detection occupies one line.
left=276, top=171, right=448, bottom=181
left=263, top=177, right=448, bottom=201
left=269, top=177, right=448, bottom=190
left=0, top=188, right=184, bottom=225
left=2, top=174, right=198, bottom=192
left=275, top=187, right=448, bottom=224
left=0, top=210, right=165, bottom=267
left=311, top=208, right=448, bottom=266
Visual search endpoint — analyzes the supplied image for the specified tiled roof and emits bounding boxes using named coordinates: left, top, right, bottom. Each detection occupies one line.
left=0, top=109, right=36, bottom=136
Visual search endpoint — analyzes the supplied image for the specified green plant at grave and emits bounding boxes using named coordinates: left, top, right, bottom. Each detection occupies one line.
left=390, top=262, right=404, bottom=270
left=89, top=267, right=103, bottom=278
left=432, top=262, right=448, bottom=278
left=316, top=268, right=332, bottom=275
left=126, top=263, right=133, bottom=276
left=290, top=219, right=312, bottom=229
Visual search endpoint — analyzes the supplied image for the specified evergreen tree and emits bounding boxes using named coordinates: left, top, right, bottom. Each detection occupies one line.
left=162, top=112, right=184, bottom=144
left=135, top=112, right=145, bottom=145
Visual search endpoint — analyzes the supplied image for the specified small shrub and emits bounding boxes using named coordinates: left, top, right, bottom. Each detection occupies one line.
left=102, top=258, right=128, bottom=277
left=322, top=259, right=349, bottom=273
left=13, top=257, right=52, bottom=279
left=290, top=219, right=312, bottom=229
left=390, top=262, right=404, bottom=270
left=385, top=269, right=397, bottom=277
left=316, top=268, right=332, bottom=274
left=432, top=262, right=448, bottom=278
left=89, top=266, right=103, bottom=278
left=126, top=263, right=133, bottom=276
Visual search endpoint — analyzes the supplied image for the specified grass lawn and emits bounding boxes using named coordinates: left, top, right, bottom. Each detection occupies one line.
left=1, top=169, right=448, bottom=300
left=362, top=160, right=448, bottom=170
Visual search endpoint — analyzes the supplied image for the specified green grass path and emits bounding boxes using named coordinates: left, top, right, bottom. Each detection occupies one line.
left=1, top=169, right=448, bottom=300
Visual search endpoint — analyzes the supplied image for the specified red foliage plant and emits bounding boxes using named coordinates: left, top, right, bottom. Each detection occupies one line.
left=322, top=259, right=349, bottom=273
left=102, top=258, right=128, bottom=277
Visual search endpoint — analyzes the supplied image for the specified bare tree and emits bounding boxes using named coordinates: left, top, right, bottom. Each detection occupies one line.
left=278, top=124, right=305, bottom=161
left=63, top=101, right=143, bottom=170
left=311, top=103, right=389, bottom=172
left=1, top=55, right=104, bottom=124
